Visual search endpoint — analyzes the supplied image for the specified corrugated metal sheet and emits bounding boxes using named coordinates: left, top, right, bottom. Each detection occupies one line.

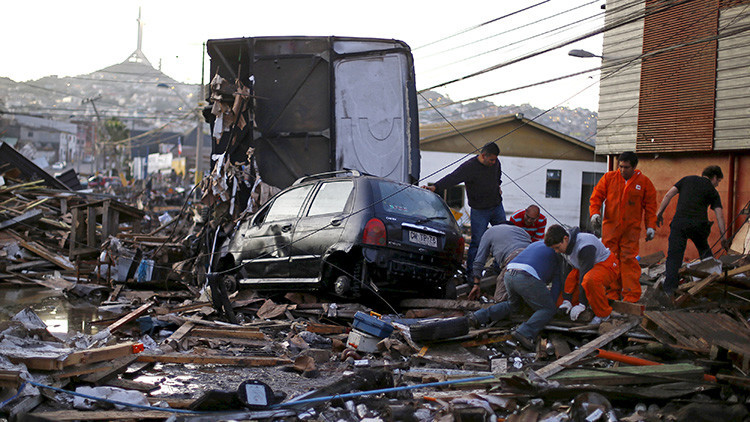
left=715, top=4, right=750, bottom=150
left=596, top=0, right=644, bottom=155
left=636, top=0, right=719, bottom=153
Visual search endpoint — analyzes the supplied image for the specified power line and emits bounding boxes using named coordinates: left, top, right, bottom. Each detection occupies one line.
left=413, top=0, right=553, bottom=51
left=419, top=0, right=697, bottom=93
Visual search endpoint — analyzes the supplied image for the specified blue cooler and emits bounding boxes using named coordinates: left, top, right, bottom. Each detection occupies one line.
left=352, top=311, right=394, bottom=339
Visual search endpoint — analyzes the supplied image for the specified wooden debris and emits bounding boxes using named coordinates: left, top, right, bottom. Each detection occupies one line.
left=107, top=302, right=154, bottom=334
left=549, top=363, right=704, bottom=385
left=535, top=317, right=641, bottom=379
left=136, top=353, right=292, bottom=366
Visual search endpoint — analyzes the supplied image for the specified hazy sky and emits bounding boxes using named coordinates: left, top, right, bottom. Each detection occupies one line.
left=3, top=1, right=606, bottom=111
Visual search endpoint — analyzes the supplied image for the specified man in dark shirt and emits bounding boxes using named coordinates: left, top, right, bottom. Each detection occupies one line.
left=656, top=165, right=729, bottom=296
left=424, top=142, right=505, bottom=279
left=467, top=241, right=563, bottom=350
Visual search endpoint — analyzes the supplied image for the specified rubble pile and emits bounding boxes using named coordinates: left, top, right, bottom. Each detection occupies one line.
left=0, top=244, right=749, bottom=421
left=1, top=154, right=750, bottom=421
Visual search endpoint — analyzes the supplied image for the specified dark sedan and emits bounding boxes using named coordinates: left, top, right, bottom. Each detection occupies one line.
left=219, top=171, right=464, bottom=300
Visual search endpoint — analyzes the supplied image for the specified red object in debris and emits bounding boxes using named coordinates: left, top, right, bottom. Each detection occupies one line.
left=596, top=349, right=661, bottom=366
left=132, top=343, right=145, bottom=354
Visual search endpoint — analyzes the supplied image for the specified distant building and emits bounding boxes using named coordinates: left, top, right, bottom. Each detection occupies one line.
left=595, top=0, right=750, bottom=259
left=0, top=114, right=78, bottom=166
left=420, top=114, right=606, bottom=228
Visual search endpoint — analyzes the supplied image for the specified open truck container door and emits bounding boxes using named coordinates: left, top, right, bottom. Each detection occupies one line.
left=206, top=36, right=420, bottom=189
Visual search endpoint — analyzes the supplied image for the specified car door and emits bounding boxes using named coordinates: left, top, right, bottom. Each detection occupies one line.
left=289, top=180, right=355, bottom=278
left=233, top=184, right=313, bottom=281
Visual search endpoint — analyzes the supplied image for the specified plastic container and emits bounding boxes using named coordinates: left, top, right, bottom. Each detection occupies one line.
left=347, top=329, right=380, bottom=353
left=352, top=311, right=394, bottom=338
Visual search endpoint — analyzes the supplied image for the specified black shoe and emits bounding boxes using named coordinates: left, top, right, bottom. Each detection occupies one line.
left=466, top=313, right=479, bottom=329
left=512, top=330, right=534, bottom=350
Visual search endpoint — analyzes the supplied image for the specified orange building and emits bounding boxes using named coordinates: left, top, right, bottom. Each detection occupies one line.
left=595, top=0, right=750, bottom=260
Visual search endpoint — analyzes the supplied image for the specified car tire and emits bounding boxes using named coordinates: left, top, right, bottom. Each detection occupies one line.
left=334, top=275, right=351, bottom=296
left=409, top=317, right=469, bottom=343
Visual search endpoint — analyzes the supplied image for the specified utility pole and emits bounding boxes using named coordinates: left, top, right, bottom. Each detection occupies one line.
left=82, top=95, right=102, bottom=175
left=195, top=42, right=206, bottom=186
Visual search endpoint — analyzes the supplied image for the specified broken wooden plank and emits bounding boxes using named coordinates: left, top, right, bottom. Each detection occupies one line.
left=675, top=273, right=721, bottom=305
left=63, top=342, right=140, bottom=368
left=54, top=355, right=137, bottom=380
left=0, top=208, right=43, bottom=230
left=188, top=328, right=265, bottom=340
left=727, top=263, right=750, bottom=277
left=535, top=317, right=641, bottom=379
left=548, top=334, right=571, bottom=358
left=27, top=410, right=190, bottom=420
left=162, top=321, right=195, bottom=352
left=305, top=322, right=350, bottom=335
left=79, top=355, right=139, bottom=384
left=8, top=229, right=75, bottom=270
left=548, top=363, right=704, bottom=385
left=107, top=302, right=153, bottom=334
left=0, top=370, right=23, bottom=388
left=611, top=300, right=645, bottom=316
left=136, top=353, right=292, bottom=366
left=399, top=298, right=492, bottom=311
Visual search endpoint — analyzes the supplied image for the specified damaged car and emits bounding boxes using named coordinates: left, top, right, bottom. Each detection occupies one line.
left=218, top=170, right=464, bottom=300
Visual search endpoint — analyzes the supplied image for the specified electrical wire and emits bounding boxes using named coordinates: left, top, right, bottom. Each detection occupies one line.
left=413, top=1, right=552, bottom=51
left=416, top=0, right=601, bottom=60
left=418, top=0, right=698, bottom=93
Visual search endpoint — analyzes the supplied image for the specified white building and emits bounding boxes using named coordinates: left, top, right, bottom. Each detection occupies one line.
left=420, top=114, right=607, bottom=229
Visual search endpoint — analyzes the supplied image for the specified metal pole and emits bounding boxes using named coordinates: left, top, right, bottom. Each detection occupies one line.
left=195, top=42, right=206, bottom=186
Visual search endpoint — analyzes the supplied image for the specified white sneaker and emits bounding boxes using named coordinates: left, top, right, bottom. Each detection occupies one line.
left=591, top=315, right=610, bottom=325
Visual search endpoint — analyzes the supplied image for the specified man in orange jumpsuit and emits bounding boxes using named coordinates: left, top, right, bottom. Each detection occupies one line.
left=589, top=151, right=656, bottom=303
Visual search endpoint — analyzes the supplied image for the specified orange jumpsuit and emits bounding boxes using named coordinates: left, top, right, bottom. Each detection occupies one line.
left=564, top=253, right=619, bottom=317
left=589, top=169, right=656, bottom=302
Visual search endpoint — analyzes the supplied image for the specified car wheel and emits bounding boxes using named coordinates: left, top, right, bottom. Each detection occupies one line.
left=334, top=275, right=351, bottom=296
left=409, top=317, right=469, bottom=343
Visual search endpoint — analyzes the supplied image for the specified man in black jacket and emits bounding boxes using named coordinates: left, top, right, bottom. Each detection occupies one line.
left=656, top=165, right=729, bottom=297
left=424, top=142, right=505, bottom=279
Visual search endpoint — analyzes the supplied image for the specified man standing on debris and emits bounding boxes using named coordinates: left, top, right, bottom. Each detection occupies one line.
left=545, top=224, right=618, bottom=324
left=468, top=223, right=532, bottom=301
left=509, top=205, right=547, bottom=242
left=589, top=151, right=657, bottom=303
left=467, top=240, right=563, bottom=349
left=423, top=142, right=505, bottom=280
left=656, top=165, right=730, bottom=297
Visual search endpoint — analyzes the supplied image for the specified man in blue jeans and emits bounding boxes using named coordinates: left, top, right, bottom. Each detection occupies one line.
left=467, top=240, right=563, bottom=349
left=424, top=142, right=505, bottom=279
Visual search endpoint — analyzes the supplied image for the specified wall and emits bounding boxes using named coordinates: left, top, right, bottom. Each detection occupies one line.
left=420, top=151, right=607, bottom=228
left=634, top=152, right=750, bottom=260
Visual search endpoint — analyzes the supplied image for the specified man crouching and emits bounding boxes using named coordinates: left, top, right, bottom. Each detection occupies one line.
left=467, top=241, right=563, bottom=350
left=545, top=224, right=619, bottom=324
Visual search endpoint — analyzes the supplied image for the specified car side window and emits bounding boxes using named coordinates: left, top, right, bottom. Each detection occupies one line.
left=264, top=185, right=313, bottom=222
left=307, top=181, right=354, bottom=216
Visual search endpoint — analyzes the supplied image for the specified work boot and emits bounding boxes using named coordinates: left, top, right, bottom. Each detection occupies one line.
left=511, top=330, right=534, bottom=350
left=591, top=315, right=610, bottom=325
left=465, top=312, right=479, bottom=329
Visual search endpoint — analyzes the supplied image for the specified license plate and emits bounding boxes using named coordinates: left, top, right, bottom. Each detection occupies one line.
left=408, top=231, right=438, bottom=248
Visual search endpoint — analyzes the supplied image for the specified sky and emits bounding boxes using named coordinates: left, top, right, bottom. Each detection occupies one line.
left=2, top=1, right=606, bottom=112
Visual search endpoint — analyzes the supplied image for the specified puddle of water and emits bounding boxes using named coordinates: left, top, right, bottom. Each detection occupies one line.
left=0, top=286, right=103, bottom=336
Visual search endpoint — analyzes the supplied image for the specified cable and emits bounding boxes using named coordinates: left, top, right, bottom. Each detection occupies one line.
left=413, top=1, right=551, bottom=51
left=416, top=0, right=601, bottom=60
left=23, top=380, right=206, bottom=415
left=418, top=0, right=698, bottom=93
left=273, top=375, right=494, bottom=408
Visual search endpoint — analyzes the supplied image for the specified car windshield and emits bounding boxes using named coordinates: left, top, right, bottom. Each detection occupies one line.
left=371, top=180, right=453, bottom=221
